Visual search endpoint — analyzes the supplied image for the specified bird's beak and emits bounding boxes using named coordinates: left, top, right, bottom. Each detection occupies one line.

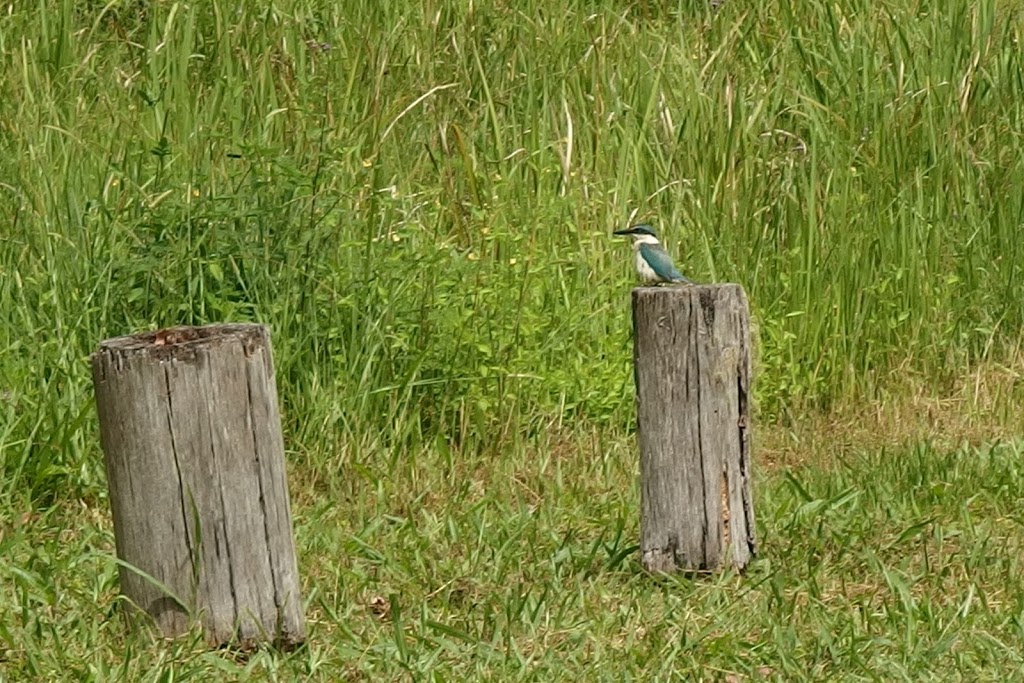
left=613, top=228, right=633, bottom=236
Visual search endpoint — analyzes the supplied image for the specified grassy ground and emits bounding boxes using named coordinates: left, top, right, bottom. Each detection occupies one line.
left=2, top=0, right=1024, bottom=680
left=4, top=433, right=1024, bottom=680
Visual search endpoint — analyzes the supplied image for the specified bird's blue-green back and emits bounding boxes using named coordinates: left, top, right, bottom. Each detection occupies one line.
left=638, top=242, right=689, bottom=283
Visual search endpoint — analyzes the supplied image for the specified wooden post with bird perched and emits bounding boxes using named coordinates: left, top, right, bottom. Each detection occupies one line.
left=90, top=323, right=305, bottom=649
left=629, top=284, right=757, bottom=574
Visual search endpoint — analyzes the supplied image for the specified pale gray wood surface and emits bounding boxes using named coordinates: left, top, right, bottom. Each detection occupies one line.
left=92, top=324, right=304, bottom=648
left=631, top=285, right=756, bottom=573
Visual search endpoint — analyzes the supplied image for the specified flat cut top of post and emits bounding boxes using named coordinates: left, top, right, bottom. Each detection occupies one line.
left=631, top=282, right=743, bottom=298
left=96, top=323, right=269, bottom=363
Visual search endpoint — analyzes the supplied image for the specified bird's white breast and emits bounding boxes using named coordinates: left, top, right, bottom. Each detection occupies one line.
left=632, top=236, right=663, bottom=282
left=634, top=249, right=660, bottom=282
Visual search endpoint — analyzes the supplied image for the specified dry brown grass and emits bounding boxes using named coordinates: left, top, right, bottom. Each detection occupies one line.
left=757, top=355, right=1024, bottom=471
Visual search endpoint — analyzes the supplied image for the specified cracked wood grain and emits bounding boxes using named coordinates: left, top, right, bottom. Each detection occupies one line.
left=92, top=324, right=305, bottom=649
left=631, top=285, right=757, bottom=573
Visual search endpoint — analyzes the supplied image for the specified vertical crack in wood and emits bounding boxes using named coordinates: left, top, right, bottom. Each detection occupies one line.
left=164, top=363, right=195, bottom=589
left=208, top=361, right=240, bottom=637
left=124, top=431, right=137, bottom=500
left=215, top=469, right=240, bottom=638
left=721, top=470, right=731, bottom=558
left=692, top=299, right=710, bottom=569
left=248, top=359, right=283, bottom=617
left=699, top=288, right=715, bottom=329
left=736, top=307, right=757, bottom=558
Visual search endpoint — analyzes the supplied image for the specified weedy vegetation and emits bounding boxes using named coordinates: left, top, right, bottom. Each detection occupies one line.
left=1, top=0, right=1023, bottom=679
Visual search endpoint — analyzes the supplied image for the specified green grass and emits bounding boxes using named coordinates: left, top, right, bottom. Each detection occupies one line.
left=5, top=438, right=1024, bottom=680
left=2, top=0, right=1024, bottom=679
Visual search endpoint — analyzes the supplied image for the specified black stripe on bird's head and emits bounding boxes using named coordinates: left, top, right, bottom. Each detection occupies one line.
left=613, top=224, right=658, bottom=238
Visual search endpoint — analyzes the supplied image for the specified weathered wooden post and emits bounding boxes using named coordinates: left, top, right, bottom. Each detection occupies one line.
left=631, top=285, right=756, bottom=573
left=91, top=323, right=305, bottom=648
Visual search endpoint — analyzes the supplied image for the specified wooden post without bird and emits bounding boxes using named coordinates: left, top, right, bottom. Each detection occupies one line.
left=630, top=284, right=756, bottom=573
left=91, top=323, right=305, bottom=648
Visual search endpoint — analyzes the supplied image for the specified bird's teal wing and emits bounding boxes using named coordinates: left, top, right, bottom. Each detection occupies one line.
left=639, top=243, right=692, bottom=283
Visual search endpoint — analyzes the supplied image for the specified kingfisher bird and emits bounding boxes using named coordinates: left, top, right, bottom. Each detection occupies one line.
left=613, top=224, right=694, bottom=285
